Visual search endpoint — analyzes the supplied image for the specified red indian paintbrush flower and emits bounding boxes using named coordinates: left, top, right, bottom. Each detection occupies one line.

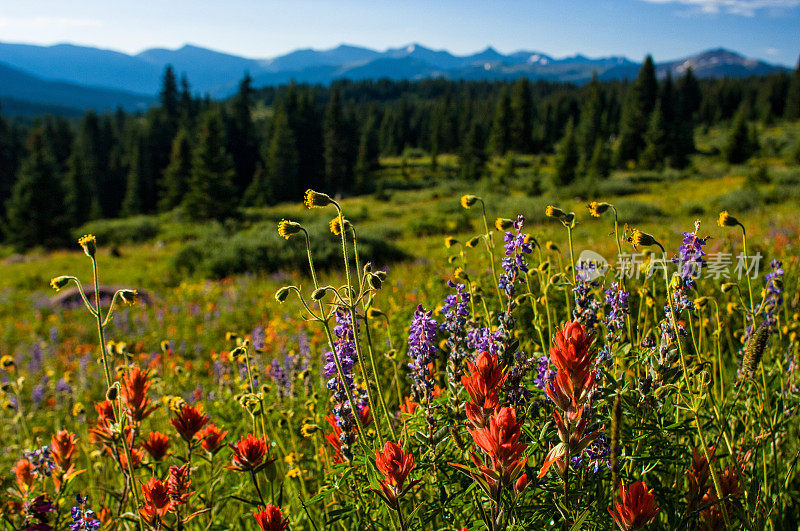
left=323, top=414, right=345, bottom=464
left=140, top=477, right=175, bottom=521
left=373, top=441, right=418, bottom=508
left=142, top=431, right=171, bottom=461
left=254, top=504, right=290, bottom=531
left=50, top=430, right=77, bottom=471
left=198, top=423, right=228, bottom=454
left=462, top=351, right=506, bottom=429
left=546, top=321, right=596, bottom=420
left=170, top=404, right=210, bottom=442
left=701, top=465, right=742, bottom=530
left=121, top=367, right=157, bottom=423
left=228, top=434, right=270, bottom=472
left=608, top=481, right=659, bottom=530
left=13, top=459, right=34, bottom=490
left=467, top=406, right=527, bottom=489
left=167, top=464, right=193, bottom=505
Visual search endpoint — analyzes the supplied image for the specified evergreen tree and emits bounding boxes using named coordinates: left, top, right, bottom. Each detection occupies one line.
left=242, top=163, right=271, bottom=207
left=489, top=85, right=512, bottom=155
left=179, top=74, right=196, bottom=127
left=42, top=115, right=74, bottom=172
left=0, top=104, right=17, bottom=217
left=616, top=55, right=658, bottom=166
left=121, top=132, right=147, bottom=216
left=323, top=87, right=357, bottom=193
left=460, top=120, right=487, bottom=181
left=554, top=119, right=579, bottom=186
left=160, top=65, right=180, bottom=126
left=724, top=104, right=756, bottom=164
left=5, top=130, right=68, bottom=249
left=587, top=139, right=612, bottom=179
left=159, top=128, right=192, bottom=211
left=577, top=75, right=605, bottom=163
left=293, top=87, right=325, bottom=192
left=640, top=101, right=667, bottom=170
left=227, top=74, right=260, bottom=197
left=266, top=110, right=299, bottom=203
left=786, top=56, right=800, bottom=120
left=510, top=78, right=534, bottom=153
left=183, top=109, right=236, bottom=221
left=671, top=68, right=701, bottom=168
left=64, top=147, right=100, bottom=227
left=355, top=110, right=380, bottom=192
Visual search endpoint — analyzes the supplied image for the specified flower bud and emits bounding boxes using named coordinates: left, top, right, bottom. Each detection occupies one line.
left=367, top=273, right=382, bottom=290
left=465, top=236, right=481, bottom=248
left=274, top=286, right=290, bottom=303
left=545, top=205, right=566, bottom=219
left=311, top=286, right=330, bottom=301
left=444, top=236, right=458, bottom=248
left=588, top=201, right=611, bottom=217
left=630, top=229, right=660, bottom=250
left=717, top=210, right=740, bottom=228
left=366, top=307, right=384, bottom=319
left=329, top=216, right=352, bottom=236
left=721, top=282, right=737, bottom=293
left=50, top=276, right=70, bottom=291
left=106, top=385, right=118, bottom=401
left=118, top=289, right=137, bottom=305
left=495, top=218, right=514, bottom=231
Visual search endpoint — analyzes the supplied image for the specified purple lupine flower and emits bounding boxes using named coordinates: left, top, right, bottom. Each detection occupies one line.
left=25, top=446, right=55, bottom=478
left=251, top=325, right=266, bottom=351
left=763, top=259, right=784, bottom=331
left=599, top=282, right=630, bottom=364
left=56, top=378, right=72, bottom=394
left=29, top=343, right=43, bottom=373
left=407, top=304, right=439, bottom=402
left=532, top=355, right=550, bottom=389
left=573, top=263, right=602, bottom=328
left=70, top=495, right=101, bottom=531
left=498, top=216, right=533, bottom=297
left=441, top=281, right=471, bottom=386
left=270, top=358, right=290, bottom=397
left=672, top=220, right=709, bottom=290
left=466, top=327, right=502, bottom=356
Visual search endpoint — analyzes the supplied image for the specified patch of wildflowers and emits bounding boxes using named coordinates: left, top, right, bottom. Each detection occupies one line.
left=407, top=304, right=439, bottom=402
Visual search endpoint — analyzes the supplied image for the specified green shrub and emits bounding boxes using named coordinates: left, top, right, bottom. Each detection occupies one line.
left=712, top=189, right=761, bottom=213
left=74, top=216, right=159, bottom=245
left=612, top=200, right=665, bottom=224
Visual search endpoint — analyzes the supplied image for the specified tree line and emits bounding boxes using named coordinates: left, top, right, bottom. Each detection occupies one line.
left=1, top=56, right=799, bottom=249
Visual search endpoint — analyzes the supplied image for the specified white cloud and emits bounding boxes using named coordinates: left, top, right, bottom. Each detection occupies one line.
left=638, top=0, right=800, bottom=16
left=765, top=47, right=781, bottom=55
left=0, top=16, right=102, bottom=29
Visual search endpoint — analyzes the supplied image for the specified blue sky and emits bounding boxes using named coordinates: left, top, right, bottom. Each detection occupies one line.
left=0, top=0, right=797, bottom=66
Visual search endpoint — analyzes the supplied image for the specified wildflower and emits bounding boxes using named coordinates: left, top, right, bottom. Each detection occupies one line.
left=329, top=216, right=352, bottom=236
left=444, top=236, right=458, bottom=248
left=374, top=441, right=418, bottom=508
left=198, top=423, right=228, bottom=454
left=51, top=430, right=77, bottom=472
left=545, top=241, right=559, bottom=252
left=118, top=447, right=144, bottom=470
left=741, top=321, right=769, bottom=380
left=25, top=446, right=56, bottom=477
left=277, top=219, right=302, bottom=239
left=121, top=367, right=156, bottom=423
left=78, top=234, right=97, bottom=257
left=1, top=354, right=15, bottom=370
left=170, top=404, right=210, bottom=442
left=70, top=495, right=101, bottom=531
left=407, top=304, right=439, bottom=402
left=300, top=423, right=318, bottom=437
left=13, top=459, right=34, bottom=490
left=399, top=395, right=419, bottom=416
left=717, top=210, right=740, bottom=228
left=304, top=189, right=332, bottom=208
left=228, top=434, right=269, bottom=471
left=50, top=276, right=70, bottom=291
left=495, top=217, right=514, bottom=231
left=498, top=215, right=533, bottom=297
left=629, top=229, right=660, bottom=250
left=254, top=505, right=290, bottom=531
left=701, top=466, right=742, bottom=529
left=140, top=477, right=174, bottom=521
left=545, top=205, right=566, bottom=219
left=589, top=201, right=611, bottom=217
left=672, top=220, right=709, bottom=290
left=167, top=465, right=193, bottom=505
left=547, top=321, right=596, bottom=412
left=142, top=432, right=171, bottom=461
left=608, top=481, right=659, bottom=530
left=118, top=289, right=138, bottom=305
left=468, top=407, right=527, bottom=485
left=441, top=281, right=471, bottom=386
left=462, top=351, right=506, bottom=428
left=460, top=194, right=479, bottom=209
left=466, top=236, right=481, bottom=248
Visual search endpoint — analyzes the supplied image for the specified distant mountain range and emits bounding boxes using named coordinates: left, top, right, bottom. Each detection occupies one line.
left=0, top=41, right=789, bottom=115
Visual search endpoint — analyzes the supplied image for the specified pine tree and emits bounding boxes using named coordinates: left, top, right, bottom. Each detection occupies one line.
left=554, top=119, right=579, bottom=186
left=0, top=104, right=16, bottom=217
left=5, top=129, right=69, bottom=249
left=266, top=110, right=299, bottom=203
left=460, top=120, right=487, bottom=181
left=616, top=55, right=658, bottom=166
left=724, top=104, right=756, bottom=164
left=64, top=147, right=100, bottom=227
left=121, top=132, right=147, bottom=216
left=355, top=111, right=380, bottom=192
left=489, top=85, right=512, bottom=155
left=227, top=74, right=260, bottom=197
left=323, top=87, right=357, bottom=193
left=577, top=75, right=605, bottom=164
left=671, top=68, right=701, bottom=168
left=159, top=128, right=192, bottom=211
left=510, top=78, right=534, bottom=153
left=587, top=139, right=612, bottom=179
left=640, top=101, right=667, bottom=170
left=183, top=109, right=236, bottom=221
left=242, top=163, right=271, bottom=207
left=160, top=65, right=180, bottom=127
left=786, top=56, right=800, bottom=120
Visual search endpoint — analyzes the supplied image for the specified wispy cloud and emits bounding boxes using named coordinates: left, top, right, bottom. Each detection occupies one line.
left=638, top=0, right=800, bottom=16
left=0, top=16, right=103, bottom=29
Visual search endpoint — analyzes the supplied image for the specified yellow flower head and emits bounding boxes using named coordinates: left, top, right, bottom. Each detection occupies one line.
left=72, top=403, right=85, bottom=416
left=588, top=201, right=611, bottom=218
left=460, top=194, right=479, bottom=209
left=630, top=229, right=660, bottom=250
left=329, top=217, right=352, bottom=236
left=495, top=218, right=514, bottom=231
left=717, top=210, right=740, bottom=228
left=545, top=241, right=559, bottom=252
left=465, top=236, right=481, bottom=248
left=545, top=205, right=566, bottom=219
left=78, top=234, right=97, bottom=257
left=444, top=236, right=458, bottom=248
left=303, top=189, right=332, bottom=209
left=118, top=289, right=137, bottom=306
left=1, top=355, right=15, bottom=370
left=277, top=219, right=302, bottom=239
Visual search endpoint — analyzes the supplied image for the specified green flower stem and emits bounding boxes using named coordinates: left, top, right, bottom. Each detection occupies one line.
left=479, top=199, right=504, bottom=313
